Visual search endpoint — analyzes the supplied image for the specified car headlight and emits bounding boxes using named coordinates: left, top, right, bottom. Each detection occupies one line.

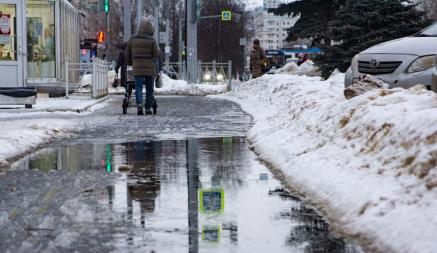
left=407, top=55, right=436, bottom=73
left=203, top=73, right=211, bottom=81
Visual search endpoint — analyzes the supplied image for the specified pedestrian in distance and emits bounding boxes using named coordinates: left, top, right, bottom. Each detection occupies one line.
left=126, top=20, right=160, bottom=115
left=297, top=53, right=309, bottom=66
left=249, top=39, right=267, bottom=79
left=114, top=42, right=127, bottom=88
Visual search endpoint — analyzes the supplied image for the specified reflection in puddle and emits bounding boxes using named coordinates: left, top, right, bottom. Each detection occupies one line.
left=11, top=137, right=363, bottom=253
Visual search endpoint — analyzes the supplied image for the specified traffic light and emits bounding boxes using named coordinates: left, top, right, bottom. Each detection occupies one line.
left=195, top=0, right=201, bottom=20
left=104, top=0, right=109, bottom=12
left=97, top=31, right=105, bottom=44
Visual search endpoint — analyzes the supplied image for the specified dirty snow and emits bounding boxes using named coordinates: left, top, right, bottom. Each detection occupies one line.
left=215, top=73, right=437, bottom=253
left=276, top=60, right=321, bottom=76
left=0, top=97, right=109, bottom=164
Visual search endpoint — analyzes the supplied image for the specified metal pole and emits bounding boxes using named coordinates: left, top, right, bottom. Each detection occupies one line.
left=178, top=19, right=183, bottom=67
left=92, top=58, right=97, bottom=98
left=165, top=19, right=170, bottom=69
left=154, top=0, right=159, bottom=41
left=228, top=60, right=232, bottom=91
left=136, top=0, right=142, bottom=32
left=197, top=61, right=201, bottom=83
left=123, top=0, right=131, bottom=41
left=212, top=60, right=216, bottom=83
left=186, top=0, right=198, bottom=84
left=65, top=57, right=69, bottom=99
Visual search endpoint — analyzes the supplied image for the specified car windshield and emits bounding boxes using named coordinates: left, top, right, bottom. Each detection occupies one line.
left=416, top=22, right=437, bottom=37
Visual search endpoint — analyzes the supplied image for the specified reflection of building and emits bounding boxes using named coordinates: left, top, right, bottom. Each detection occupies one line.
left=0, top=0, right=80, bottom=91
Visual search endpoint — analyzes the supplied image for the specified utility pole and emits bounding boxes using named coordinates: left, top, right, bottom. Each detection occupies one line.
left=186, top=0, right=198, bottom=84
left=165, top=20, right=170, bottom=69
left=136, top=0, right=142, bottom=32
left=123, top=0, right=131, bottom=41
left=153, top=0, right=159, bottom=41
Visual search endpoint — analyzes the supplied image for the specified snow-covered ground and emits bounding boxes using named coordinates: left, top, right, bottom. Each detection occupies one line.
left=77, top=70, right=228, bottom=96
left=0, top=97, right=108, bottom=166
left=215, top=73, right=437, bottom=253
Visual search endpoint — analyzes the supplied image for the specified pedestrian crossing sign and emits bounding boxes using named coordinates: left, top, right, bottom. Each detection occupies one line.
left=221, top=11, right=232, bottom=21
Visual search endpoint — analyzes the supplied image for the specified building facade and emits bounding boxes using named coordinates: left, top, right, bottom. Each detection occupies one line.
left=253, top=0, right=298, bottom=50
left=0, top=0, right=80, bottom=88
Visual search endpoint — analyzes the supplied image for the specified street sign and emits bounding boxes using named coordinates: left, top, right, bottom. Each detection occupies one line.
left=159, top=32, right=168, bottom=44
left=165, top=46, right=171, bottom=54
left=199, top=188, right=224, bottom=213
left=221, top=11, right=232, bottom=21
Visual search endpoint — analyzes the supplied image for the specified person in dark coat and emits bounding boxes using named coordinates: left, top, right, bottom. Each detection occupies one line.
left=250, top=39, right=267, bottom=79
left=115, top=43, right=127, bottom=88
left=126, top=20, right=160, bottom=115
left=297, top=53, right=309, bottom=66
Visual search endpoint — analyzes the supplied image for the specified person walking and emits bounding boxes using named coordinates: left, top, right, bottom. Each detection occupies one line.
left=297, top=53, right=309, bottom=66
left=126, top=20, right=159, bottom=115
left=249, top=39, right=267, bottom=79
left=115, top=43, right=127, bottom=88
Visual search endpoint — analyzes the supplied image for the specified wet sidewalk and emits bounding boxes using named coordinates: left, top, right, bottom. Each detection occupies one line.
left=2, top=137, right=363, bottom=253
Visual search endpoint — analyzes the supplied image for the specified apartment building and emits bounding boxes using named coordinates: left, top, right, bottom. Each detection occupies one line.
left=253, top=0, right=298, bottom=50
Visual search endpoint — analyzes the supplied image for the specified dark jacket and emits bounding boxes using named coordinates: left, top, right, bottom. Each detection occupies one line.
left=126, top=21, right=159, bottom=77
left=115, top=49, right=126, bottom=86
left=250, top=45, right=267, bottom=78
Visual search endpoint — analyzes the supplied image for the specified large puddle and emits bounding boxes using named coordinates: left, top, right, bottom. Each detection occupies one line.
left=6, top=137, right=363, bottom=252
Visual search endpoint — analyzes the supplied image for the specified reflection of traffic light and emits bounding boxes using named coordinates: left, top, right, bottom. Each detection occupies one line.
left=97, top=31, right=105, bottom=44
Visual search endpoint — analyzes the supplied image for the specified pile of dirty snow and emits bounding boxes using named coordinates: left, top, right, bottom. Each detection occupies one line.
left=215, top=73, right=437, bottom=253
left=0, top=119, right=72, bottom=166
left=276, top=60, right=321, bottom=76
left=156, top=74, right=228, bottom=95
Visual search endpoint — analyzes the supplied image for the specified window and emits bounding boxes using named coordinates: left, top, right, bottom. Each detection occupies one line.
left=26, top=0, right=56, bottom=78
left=0, top=4, right=17, bottom=61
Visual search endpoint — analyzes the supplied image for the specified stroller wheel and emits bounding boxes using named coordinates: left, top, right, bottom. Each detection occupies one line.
left=122, top=98, right=128, bottom=115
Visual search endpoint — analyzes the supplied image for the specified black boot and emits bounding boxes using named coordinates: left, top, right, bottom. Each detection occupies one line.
left=145, top=108, right=153, bottom=115
left=137, top=106, right=144, bottom=115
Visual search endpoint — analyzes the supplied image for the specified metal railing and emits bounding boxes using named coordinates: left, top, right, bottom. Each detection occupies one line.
left=65, top=57, right=110, bottom=98
left=198, top=60, right=232, bottom=90
left=163, top=62, right=186, bottom=81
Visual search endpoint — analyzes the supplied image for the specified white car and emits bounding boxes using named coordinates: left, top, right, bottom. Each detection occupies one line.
left=345, top=22, right=437, bottom=89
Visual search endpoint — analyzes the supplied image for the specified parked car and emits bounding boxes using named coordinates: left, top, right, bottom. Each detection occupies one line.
left=345, top=22, right=437, bottom=89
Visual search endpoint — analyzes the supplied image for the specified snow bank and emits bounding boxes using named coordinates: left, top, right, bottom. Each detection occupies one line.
left=0, top=119, right=72, bottom=166
left=216, top=73, right=437, bottom=253
left=276, top=60, right=321, bottom=76
left=156, top=74, right=228, bottom=95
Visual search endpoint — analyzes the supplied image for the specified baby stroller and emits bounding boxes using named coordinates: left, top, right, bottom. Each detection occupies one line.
left=122, top=66, right=158, bottom=115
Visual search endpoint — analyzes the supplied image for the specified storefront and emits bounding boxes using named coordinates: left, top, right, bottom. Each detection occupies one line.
left=0, top=0, right=79, bottom=88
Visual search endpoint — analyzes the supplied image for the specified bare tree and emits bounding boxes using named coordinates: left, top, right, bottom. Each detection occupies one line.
left=198, top=0, right=251, bottom=75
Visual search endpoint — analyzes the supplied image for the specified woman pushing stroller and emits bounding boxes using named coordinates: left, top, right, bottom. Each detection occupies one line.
left=125, top=20, right=160, bottom=115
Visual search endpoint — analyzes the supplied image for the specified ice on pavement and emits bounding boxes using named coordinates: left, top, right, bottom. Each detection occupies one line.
left=216, top=73, right=437, bottom=253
